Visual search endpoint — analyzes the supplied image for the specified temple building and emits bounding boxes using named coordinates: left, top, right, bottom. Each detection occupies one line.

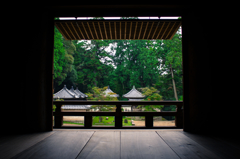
left=103, top=86, right=119, bottom=98
left=122, top=86, right=145, bottom=111
left=53, top=85, right=90, bottom=111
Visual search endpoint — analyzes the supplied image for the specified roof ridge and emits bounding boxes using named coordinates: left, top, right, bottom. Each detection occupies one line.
left=122, top=86, right=145, bottom=97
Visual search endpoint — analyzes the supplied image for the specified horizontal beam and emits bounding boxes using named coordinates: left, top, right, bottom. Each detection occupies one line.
left=53, top=101, right=183, bottom=105
left=53, top=111, right=179, bottom=116
left=55, top=19, right=181, bottom=23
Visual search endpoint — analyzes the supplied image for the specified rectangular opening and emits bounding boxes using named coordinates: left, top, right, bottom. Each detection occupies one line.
left=62, top=116, right=84, bottom=126
left=153, top=116, right=175, bottom=127
left=122, top=116, right=145, bottom=127
left=92, top=116, right=115, bottom=126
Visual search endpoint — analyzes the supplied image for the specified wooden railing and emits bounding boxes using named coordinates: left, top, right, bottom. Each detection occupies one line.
left=53, top=101, right=183, bottom=129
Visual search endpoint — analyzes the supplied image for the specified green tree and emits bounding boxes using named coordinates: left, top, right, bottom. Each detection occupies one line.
left=137, top=87, right=164, bottom=111
left=86, top=86, right=118, bottom=112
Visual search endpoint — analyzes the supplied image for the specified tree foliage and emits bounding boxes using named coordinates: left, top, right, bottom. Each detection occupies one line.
left=53, top=17, right=183, bottom=101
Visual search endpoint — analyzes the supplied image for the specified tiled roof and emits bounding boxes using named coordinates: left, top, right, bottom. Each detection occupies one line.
left=62, top=105, right=91, bottom=109
left=53, top=85, right=78, bottom=99
left=103, top=86, right=119, bottom=97
left=122, top=86, right=145, bottom=99
left=53, top=85, right=87, bottom=99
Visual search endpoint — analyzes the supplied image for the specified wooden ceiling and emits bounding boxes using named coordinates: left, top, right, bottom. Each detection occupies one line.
left=55, top=19, right=181, bottom=40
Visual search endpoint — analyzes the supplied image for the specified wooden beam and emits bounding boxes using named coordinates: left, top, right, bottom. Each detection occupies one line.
left=87, top=22, right=94, bottom=39
left=147, top=22, right=154, bottom=40
left=109, top=22, right=112, bottom=39
left=70, top=22, right=80, bottom=39
left=103, top=22, right=108, bottom=39
left=156, top=22, right=165, bottom=39
left=165, top=22, right=176, bottom=39
left=142, top=22, right=149, bottom=39
left=170, top=22, right=181, bottom=39
left=60, top=23, right=71, bottom=40
left=98, top=22, right=103, bottom=39
left=65, top=23, right=76, bottom=40
left=81, top=22, right=90, bottom=39
left=125, top=22, right=127, bottom=39
left=114, top=22, right=117, bottom=39
left=120, top=22, right=121, bottom=40
left=76, top=22, right=85, bottom=39
left=92, top=22, right=99, bottom=39
left=160, top=22, right=171, bottom=39
left=55, top=23, right=68, bottom=40
left=129, top=22, right=132, bottom=39
left=138, top=22, right=144, bottom=39
left=151, top=21, right=160, bottom=39
left=134, top=22, right=138, bottom=40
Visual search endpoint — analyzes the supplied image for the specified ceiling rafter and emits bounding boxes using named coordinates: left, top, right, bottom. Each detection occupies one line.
left=55, top=20, right=181, bottom=40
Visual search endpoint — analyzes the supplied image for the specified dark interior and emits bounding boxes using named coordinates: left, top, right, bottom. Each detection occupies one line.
left=3, top=3, right=237, bottom=138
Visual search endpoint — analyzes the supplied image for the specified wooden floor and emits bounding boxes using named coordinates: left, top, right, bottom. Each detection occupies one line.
left=1, top=129, right=240, bottom=159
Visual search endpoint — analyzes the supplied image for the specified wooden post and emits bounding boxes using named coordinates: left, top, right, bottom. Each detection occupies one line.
left=145, top=115, right=153, bottom=128
left=115, top=104, right=122, bottom=128
left=54, top=103, right=63, bottom=128
left=84, top=115, right=92, bottom=128
left=175, top=104, right=183, bottom=128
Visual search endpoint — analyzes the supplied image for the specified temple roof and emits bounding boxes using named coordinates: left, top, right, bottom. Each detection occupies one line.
left=53, top=85, right=78, bottom=99
left=122, top=86, right=145, bottom=99
left=62, top=105, right=91, bottom=110
left=103, top=86, right=119, bottom=97
left=69, top=86, right=88, bottom=98
left=53, top=85, right=87, bottom=99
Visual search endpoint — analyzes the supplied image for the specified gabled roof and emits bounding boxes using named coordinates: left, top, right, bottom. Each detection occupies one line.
left=103, top=86, right=119, bottom=97
left=122, top=86, right=145, bottom=99
left=53, top=85, right=78, bottom=99
left=74, top=87, right=88, bottom=98
left=62, top=105, right=91, bottom=110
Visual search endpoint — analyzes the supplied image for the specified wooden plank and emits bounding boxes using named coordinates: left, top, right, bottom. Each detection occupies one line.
left=142, top=21, right=149, bottom=39
left=125, top=21, right=127, bottom=39
left=138, top=22, right=143, bottom=39
left=81, top=22, right=90, bottom=39
left=55, top=23, right=69, bottom=40
left=103, top=22, right=108, bottom=39
left=92, top=22, right=99, bottom=39
left=109, top=22, right=112, bottom=39
left=157, top=131, right=220, bottom=159
left=77, top=132, right=120, bottom=159
left=151, top=21, right=160, bottom=39
left=165, top=22, right=176, bottom=39
left=121, top=131, right=179, bottom=159
left=0, top=132, right=55, bottom=159
left=12, top=131, right=94, bottom=159
left=156, top=22, right=165, bottom=39
left=65, top=23, right=76, bottom=40
left=120, top=22, right=121, bottom=39
left=114, top=22, right=117, bottom=39
left=134, top=22, right=138, bottom=40
left=60, top=23, right=71, bottom=40
left=129, top=22, right=132, bottom=39
left=181, top=132, right=240, bottom=159
left=76, top=22, right=85, bottom=39
left=147, top=22, right=154, bottom=39
left=71, top=22, right=80, bottom=39
left=160, top=22, right=171, bottom=39
left=170, top=22, right=181, bottom=39
left=87, top=22, right=94, bottom=39
left=98, top=22, right=103, bottom=39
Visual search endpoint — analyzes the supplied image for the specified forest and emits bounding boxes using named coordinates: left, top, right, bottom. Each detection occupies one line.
left=53, top=17, right=182, bottom=102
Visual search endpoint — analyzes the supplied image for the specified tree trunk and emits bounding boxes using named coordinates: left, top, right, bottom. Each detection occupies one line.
left=170, top=64, right=178, bottom=101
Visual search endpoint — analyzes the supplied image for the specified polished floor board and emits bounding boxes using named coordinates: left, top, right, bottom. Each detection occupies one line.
left=0, top=130, right=239, bottom=159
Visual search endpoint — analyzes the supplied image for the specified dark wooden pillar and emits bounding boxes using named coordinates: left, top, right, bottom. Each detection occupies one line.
left=145, top=116, right=153, bottom=128
left=84, top=115, right=92, bottom=128
left=115, top=104, right=122, bottom=128
left=54, top=103, right=63, bottom=128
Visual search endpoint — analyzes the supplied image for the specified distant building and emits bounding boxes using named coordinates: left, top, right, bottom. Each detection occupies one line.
left=103, top=86, right=119, bottom=97
left=122, top=86, right=145, bottom=111
left=53, top=85, right=90, bottom=111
